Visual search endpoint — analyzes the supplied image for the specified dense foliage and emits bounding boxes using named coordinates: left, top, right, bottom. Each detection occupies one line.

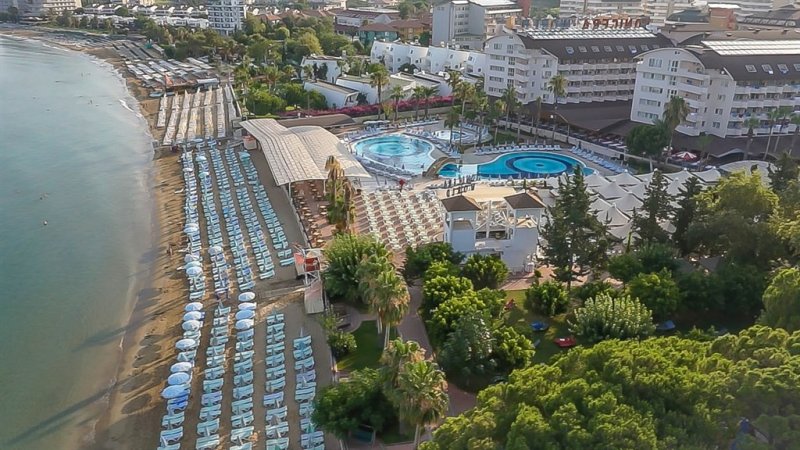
left=760, top=267, right=800, bottom=331
left=571, top=280, right=617, bottom=303
left=323, top=234, right=390, bottom=305
left=633, top=169, right=672, bottom=243
left=327, top=331, right=357, bottom=359
left=439, top=313, right=496, bottom=386
left=404, top=242, right=465, bottom=280
left=461, top=254, right=509, bottom=289
left=425, top=327, right=800, bottom=449
left=524, top=281, right=569, bottom=316
left=569, top=294, right=655, bottom=343
left=608, top=243, right=678, bottom=282
left=312, top=368, right=396, bottom=439
left=421, top=275, right=474, bottom=316
left=625, top=269, right=682, bottom=320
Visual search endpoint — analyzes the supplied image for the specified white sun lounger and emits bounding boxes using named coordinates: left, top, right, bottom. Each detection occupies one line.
left=233, top=384, right=254, bottom=400
left=195, top=435, right=219, bottom=450
left=234, top=371, right=254, bottom=386
left=266, top=437, right=289, bottom=450
left=159, top=427, right=183, bottom=445
left=298, top=402, right=314, bottom=418
left=293, top=346, right=312, bottom=360
left=201, top=391, right=222, bottom=406
left=267, top=313, right=284, bottom=325
left=266, top=422, right=289, bottom=438
left=294, top=357, right=314, bottom=371
left=234, top=359, right=252, bottom=374
left=199, top=404, right=221, bottom=421
left=231, top=398, right=253, bottom=415
left=266, top=405, right=287, bottom=421
left=295, top=387, right=316, bottom=402
left=232, top=410, right=254, bottom=428
left=293, top=336, right=312, bottom=349
left=197, top=418, right=219, bottom=436
left=266, top=377, right=286, bottom=392
left=161, top=411, right=184, bottom=428
left=203, top=378, right=223, bottom=393
left=230, top=425, right=254, bottom=443
left=263, top=391, right=284, bottom=407
left=230, top=443, right=252, bottom=450
left=266, top=343, right=284, bottom=355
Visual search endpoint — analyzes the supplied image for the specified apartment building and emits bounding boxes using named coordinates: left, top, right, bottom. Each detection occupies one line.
left=12, top=0, right=80, bottom=16
left=558, top=0, right=643, bottom=18
left=482, top=28, right=672, bottom=105
left=630, top=32, right=800, bottom=138
left=370, top=41, right=486, bottom=77
left=432, top=0, right=522, bottom=50
left=641, top=0, right=695, bottom=25
left=208, top=0, right=246, bottom=35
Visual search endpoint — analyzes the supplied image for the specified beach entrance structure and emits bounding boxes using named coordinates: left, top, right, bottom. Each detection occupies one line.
left=294, top=246, right=325, bottom=314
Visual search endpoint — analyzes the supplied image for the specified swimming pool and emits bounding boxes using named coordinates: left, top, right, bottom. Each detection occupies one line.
left=439, top=152, right=590, bottom=179
left=353, top=134, right=435, bottom=174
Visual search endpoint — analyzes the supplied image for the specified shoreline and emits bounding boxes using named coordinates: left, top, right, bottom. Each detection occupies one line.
left=2, top=27, right=184, bottom=450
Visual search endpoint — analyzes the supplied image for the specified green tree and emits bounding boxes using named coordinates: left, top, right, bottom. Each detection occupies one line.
left=380, top=338, right=426, bottom=407
left=327, top=330, right=357, bottom=358
left=569, top=293, right=655, bottom=343
left=420, top=85, right=438, bottom=120
left=765, top=106, right=792, bottom=160
left=411, top=85, right=426, bottom=121
left=716, top=262, right=769, bottom=316
left=421, top=275, right=473, bottom=316
left=671, top=177, right=703, bottom=255
left=444, top=107, right=460, bottom=145
left=445, top=70, right=461, bottom=106
left=625, top=269, right=682, bottom=320
left=439, top=313, right=495, bottom=388
left=759, top=267, right=800, bottom=331
left=461, top=254, right=508, bottom=289
left=369, top=66, right=390, bottom=117
left=389, top=84, right=404, bottom=123
left=572, top=280, right=616, bottom=303
left=243, top=14, right=266, bottom=35
left=403, top=242, right=464, bottom=280
left=768, top=151, right=799, bottom=194
left=524, top=281, right=569, bottom=316
left=455, top=81, right=476, bottom=145
left=426, top=294, right=484, bottom=345
left=324, top=234, right=390, bottom=305
left=625, top=124, right=670, bottom=164
left=608, top=252, right=644, bottom=282
left=396, top=361, right=449, bottom=449
left=358, top=254, right=409, bottom=347
left=540, top=166, right=610, bottom=287
left=663, top=96, right=690, bottom=151
left=313, top=368, right=397, bottom=438
left=423, top=260, right=459, bottom=281
left=246, top=87, right=285, bottom=115
left=632, top=169, right=672, bottom=243
left=491, top=325, right=534, bottom=373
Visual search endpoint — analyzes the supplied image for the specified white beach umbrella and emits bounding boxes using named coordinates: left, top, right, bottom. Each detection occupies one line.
left=167, top=372, right=191, bottom=386
left=239, top=152, right=251, bottom=159
left=238, top=292, right=256, bottom=302
left=170, top=362, right=193, bottom=373
left=184, top=223, right=199, bottom=233
left=235, top=310, right=255, bottom=321
left=183, top=311, right=203, bottom=321
left=182, top=167, right=194, bottom=173
left=175, top=338, right=197, bottom=350
left=196, top=155, right=207, bottom=162
left=185, top=302, right=204, bottom=312
left=209, top=245, right=223, bottom=256
left=184, top=254, right=200, bottom=263
left=161, top=385, right=188, bottom=399
left=238, top=302, right=256, bottom=311
left=182, top=320, right=202, bottom=331
left=186, top=266, right=203, bottom=277
left=235, top=319, right=254, bottom=330
left=184, top=261, right=202, bottom=269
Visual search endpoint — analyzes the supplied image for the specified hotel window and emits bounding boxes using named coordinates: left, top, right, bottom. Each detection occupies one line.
left=712, top=122, right=721, bottom=128
left=746, top=65, right=757, bottom=73
left=591, top=46, right=600, bottom=52
left=493, top=43, right=502, bottom=50
left=794, top=63, right=800, bottom=71
left=648, top=58, right=662, bottom=68
left=566, top=46, right=574, bottom=54
left=762, top=64, right=773, bottom=74
left=629, top=46, right=637, bottom=54
left=578, top=46, right=587, bottom=53
left=604, top=46, right=612, bottom=52
left=777, top=64, right=789, bottom=73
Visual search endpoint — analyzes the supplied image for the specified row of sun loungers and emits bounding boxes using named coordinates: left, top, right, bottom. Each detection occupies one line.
left=265, top=313, right=289, bottom=450
left=193, top=302, right=232, bottom=450
left=195, top=147, right=233, bottom=295
left=175, top=92, right=192, bottom=145
left=569, top=147, right=628, bottom=174
left=162, top=92, right=182, bottom=146
left=293, top=334, right=323, bottom=450
left=475, top=143, right=559, bottom=155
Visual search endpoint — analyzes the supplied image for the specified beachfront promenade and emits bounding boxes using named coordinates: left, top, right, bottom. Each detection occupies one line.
left=157, top=141, right=333, bottom=450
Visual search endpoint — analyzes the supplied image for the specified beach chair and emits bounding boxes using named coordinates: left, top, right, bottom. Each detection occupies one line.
left=266, top=377, right=286, bottom=392
left=300, top=417, right=315, bottom=434
left=267, top=313, right=284, bottom=325
left=230, top=443, right=253, bottom=450
left=230, top=426, right=254, bottom=443
left=206, top=344, right=225, bottom=357
left=266, top=422, right=289, bottom=438
left=161, top=411, right=184, bottom=429
left=292, top=346, right=313, bottom=360
left=234, top=371, right=254, bottom=386
left=296, top=371, right=316, bottom=384
left=235, top=350, right=254, bottom=362
left=266, top=366, right=286, bottom=380
left=294, top=357, right=315, bottom=372
left=301, top=431, right=325, bottom=448
left=263, top=391, right=284, bottom=408
left=266, top=405, right=288, bottom=422
left=177, top=349, right=197, bottom=362
left=267, top=323, right=285, bottom=334
left=297, top=380, right=317, bottom=391
left=159, top=427, right=183, bottom=445
left=234, top=359, right=253, bottom=374
left=156, top=444, right=180, bottom=450
left=231, top=398, right=253, bottom=415
left=207, top=354, right=224, bottom=367
left=237, top=329, right=254, bottom=340
left=199, top=404, right=221, bottom=421
left=195, top=435, right=220, bottom=450
left=235, top=340, right=254, bottom=352
left=295, top=387, right=316, bottom=402
left=203, top=378, right=223, bottom=393
left=266, top=437, right=290, bottom=450
left=197, top=418, right=219, bottom=436
left=293, top=336, right=312, bottom=349
left=233, top=384, right=254, bottom=400
left=267, top=332, right=285, bottom=344
left=266, top=353, right=285, bottom=367
left=232, top=410, right=255, bottom=428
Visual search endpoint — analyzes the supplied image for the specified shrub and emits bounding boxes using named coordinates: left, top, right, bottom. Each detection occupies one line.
left=569, top=293, right=655, bottom=343
left=312, top=368, right=396, bottom=438
left=625, top=269, right=682, bottom=320
left=421, top=275, right=473, bottom=317
left=524, top=281, right=569, bottom=316
left=461, top=254, right=509, bottom=290
left=328, top=331, right=357, bottom=359
left=572, top=280, right=616, bottom=303
left=404, top=242, right=464, bottom=280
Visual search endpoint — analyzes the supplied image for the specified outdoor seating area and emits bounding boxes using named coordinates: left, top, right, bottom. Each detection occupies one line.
left=356, top=190, right=443, bottom=251
left=291, top=181, right=327, bottom=249
left=569, top=147, right=628, bottom=174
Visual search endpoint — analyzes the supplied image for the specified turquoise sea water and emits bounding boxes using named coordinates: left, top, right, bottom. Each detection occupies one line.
left=0, top=37, right=154, bottom=449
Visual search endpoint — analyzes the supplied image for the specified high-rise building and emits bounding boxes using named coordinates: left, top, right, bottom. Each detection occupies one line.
left=208, top=0, right=246, bottom=36
left=432, top=0, right=522, bottom=50
left=483, top=27, right=671, bottom=105
left=630, top=31, right=800, bottom=139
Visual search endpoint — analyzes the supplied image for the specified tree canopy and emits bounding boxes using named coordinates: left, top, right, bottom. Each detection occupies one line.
left=760, top=267, right=800, bottom=332
left=324, top=234, right=391, bottom=305
left=569, top=293, right=655, bottom=343
left=461, top=254, right=509, bottom=289
left=312, top=368, right=396, bottom=438
left=625, top=122, right=670, bottom=159
left=425, top=327, right=800, bottom=449
left=625, top=269, right=682, bottom=320
left=404, top=242, right=464, bottom=280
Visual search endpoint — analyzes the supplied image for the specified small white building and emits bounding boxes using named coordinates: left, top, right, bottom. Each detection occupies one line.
left=336, top=75, right=380, bottom=104
left=371, top=40, right=485, bottom=77
left=304, top=80, right=359, bottom=109
left=441, top=188, right=545, bottom=272
left=300, top=55, right=344, bottom=84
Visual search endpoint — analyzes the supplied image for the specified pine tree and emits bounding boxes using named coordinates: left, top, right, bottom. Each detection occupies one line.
left=541, top=167, right=610, bottom=288
left=633, top=170, right=672, bottom=243
left=671, top=177, right=702, bottom=255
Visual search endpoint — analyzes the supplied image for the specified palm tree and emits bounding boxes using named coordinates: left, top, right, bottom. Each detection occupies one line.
left=790, top=113, right=800, bottom=149
left=663, top=96, right=690, bottom=153
left=445, top=70, right=461, bottom=106
left=499, top=85, right=518, bottom=131
left=490, top=99, right=506, bottom=143
left=380, top=339, right=426, bottom=405
left=454, top=81, right=475, bottom=145
left=397, top=361, right=449, bottom=449
left=444, top=107, right=460, bottom=146
left=262, top=65, right=280, bottom=93
left=421, top=86, right=438, bottom=119
left=370, top=270, right=410, bottom=348
left=412, top=86, right=425, bottom=120
left=369, top=67, right=390, bottom=118
left=744, top=116, right=761, bottom=158
left=389, top=85, right=404, bottom=123
left=281, top=65, right=296, bottom=82
left=547, top=74, right=567, bottom=141
left=764, top=108, right=783, bottom=160
left=770, top=106, right=793, bottom=158
left=472, top=90, right=489, bottom=136
left=532, top=95, right=542, bottom=143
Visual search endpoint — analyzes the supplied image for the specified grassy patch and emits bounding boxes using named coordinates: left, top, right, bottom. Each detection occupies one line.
left=503, top=289, right=570, bottom=364
left=336, top=321, right=390, bottom=371
left=380, top=422, right=415, bottom=445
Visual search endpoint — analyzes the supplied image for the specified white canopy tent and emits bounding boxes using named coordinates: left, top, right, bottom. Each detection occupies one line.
left=241, top=119, right=371, bottom=186
left=607, top=171, right=641, bottom=186
left=594, top=181, right=629, bottom=200
left=612, top=192, right=643, bottom=214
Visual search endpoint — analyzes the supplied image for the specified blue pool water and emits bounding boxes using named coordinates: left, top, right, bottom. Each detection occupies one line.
left=439, top=152, right=590, bottom=179
left=353, top=134, right=435, bottom=174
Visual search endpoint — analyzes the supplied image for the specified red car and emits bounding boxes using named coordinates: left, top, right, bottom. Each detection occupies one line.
left=553, top=337, right=577, bottom=348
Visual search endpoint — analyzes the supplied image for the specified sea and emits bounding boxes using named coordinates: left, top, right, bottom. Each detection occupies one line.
left=0, top=36, right=155, bottom=449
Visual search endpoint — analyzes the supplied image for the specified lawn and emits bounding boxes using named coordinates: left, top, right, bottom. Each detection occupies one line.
left=504, top=289, right=571, bottom=364
left=335, top=321, right=393, bottom=371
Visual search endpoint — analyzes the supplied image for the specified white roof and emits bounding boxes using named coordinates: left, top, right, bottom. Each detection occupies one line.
left=692, top=168, right=721, bottom=183
left=585, top=173, right=610, bottom=189
left=637, top=172, right=655, bottom=184
left=241, top=119, right=370, bottom=186
left=590, top=197, right=612, bottom=213
left=598, top=206, right=630, bottom=227
left=608, top=171, right=642, bottom=186
left=613, top=193, right=643, bottom=214
left=627, top=182, right=648, bottom=199
left=595, top=181, right=629, bottom=200
left=609, top=221, right=635, bottom=241
left=667, top=178, right=686, bottom=196
left=665, top=169, right=694, bottom=183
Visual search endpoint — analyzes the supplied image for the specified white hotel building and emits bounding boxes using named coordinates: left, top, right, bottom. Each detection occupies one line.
left=482, top=28, right=672, bottom=106
left=630, top=35, right=800, bottom=138
left=370, top=41, right=486, bottom=78
left=432, top=0, right=522, bottom=50
left=207, top=0, right=246, bottom=36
